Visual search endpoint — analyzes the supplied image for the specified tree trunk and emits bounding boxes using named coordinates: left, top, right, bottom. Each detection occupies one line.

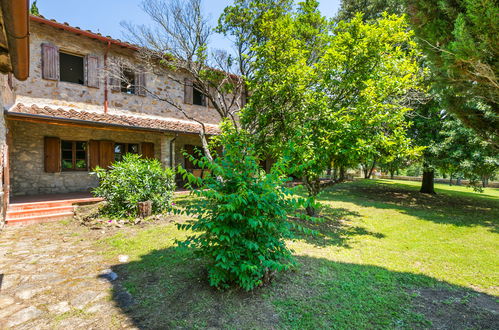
left=333, top=166, right=338, bottom=181
left=449, top=173, right=453, bottom=186
left=456, top=177, right=462, bottom=186
left=362, top=164, right=369, bottom=179
left=390, top=170, right=395, bottom=180
left=339, top=166, right=346, bottom=182
left=303, top=176, right=320, bottom=216
left=367, top=160, right=376, bottom=179
left=482, top=176, right=489, bottom=187
left=420, top=169, right=435, bottom=194
left=137, top=201, right=153, bottom=218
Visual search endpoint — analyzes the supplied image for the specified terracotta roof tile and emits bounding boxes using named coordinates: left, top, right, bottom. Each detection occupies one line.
left=8, top=104, right=220, bottom=135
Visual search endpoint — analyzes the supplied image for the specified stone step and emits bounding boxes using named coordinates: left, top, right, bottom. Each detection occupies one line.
left=8, top=201, right=76, bottom=211
left=5, top=212, right=75, bottom=226
left=6, top=205, right=75, bottom=219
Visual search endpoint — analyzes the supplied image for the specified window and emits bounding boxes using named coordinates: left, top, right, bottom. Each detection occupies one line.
left=121, top=70, right=136, bottom=94
left=61, top=140, right=87, bottom=170
left=60, top=52, right=84, bottom=84
left=193, top=85, right=206, bottom=106
left=114, top=143, right=139, bottom=161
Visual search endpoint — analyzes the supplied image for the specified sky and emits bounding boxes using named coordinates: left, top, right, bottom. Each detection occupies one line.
left=31, top=0, right=341, bottom=52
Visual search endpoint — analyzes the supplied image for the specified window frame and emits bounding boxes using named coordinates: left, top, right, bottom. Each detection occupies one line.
left=61, top=140, right=88, bottom=171
left=59, top=51, right=85, bottom=85
left=114, top=142, right=140, bottom=162
left=192, top=85, right=206, bottom=106
left=120, top=69, right=136, bottom=95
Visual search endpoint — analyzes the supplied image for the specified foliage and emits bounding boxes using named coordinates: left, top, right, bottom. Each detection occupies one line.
left=176, top=122, right=315, bottom=291
left=30, top=0, right=41, bottom=16
left=92, top=154, right=176, bottom=219
left=238, top=1, right=422, bottom=214
left=407, top=0, right=499, bottom=147
left=436, top=115, right=499, bottom=189
left=335, top=0, right=405, bottom=22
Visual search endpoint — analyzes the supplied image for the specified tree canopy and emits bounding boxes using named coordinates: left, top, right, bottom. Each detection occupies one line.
left=407, top=0, right=499, bottom=147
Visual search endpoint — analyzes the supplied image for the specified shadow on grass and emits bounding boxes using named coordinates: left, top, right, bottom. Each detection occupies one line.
left=104, top=246, right=499, bottom=329
left=291, top=205, right=384, bottom=248
left=320, top=180, right=499, bottom=233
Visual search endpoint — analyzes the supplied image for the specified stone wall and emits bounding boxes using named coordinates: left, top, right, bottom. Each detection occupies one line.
left=12, top=21, right=222, bottom=124
left=8, top=120, right=202, bottom=196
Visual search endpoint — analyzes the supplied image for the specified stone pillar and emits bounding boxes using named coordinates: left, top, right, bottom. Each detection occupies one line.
left=160, top=134, right=176, bottom=168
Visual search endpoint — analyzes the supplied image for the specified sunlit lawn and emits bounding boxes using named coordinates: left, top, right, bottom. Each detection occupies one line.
left=102, top=179, right=499, bottom=329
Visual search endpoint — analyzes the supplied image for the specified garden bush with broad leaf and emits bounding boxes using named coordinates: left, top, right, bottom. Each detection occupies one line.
left=92, top=153, right=175, bottom=219
left=177, top=122, right=316, bottom=291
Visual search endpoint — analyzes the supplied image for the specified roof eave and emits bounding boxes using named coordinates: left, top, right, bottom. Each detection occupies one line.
left=0, top=0, right=30, bottom=80
left=4, top=110, right=208, bottom=136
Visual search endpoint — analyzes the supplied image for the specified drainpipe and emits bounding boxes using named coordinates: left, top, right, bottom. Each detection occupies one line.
left=170, top=134, right=177, bottom=168
left=103, top=41, right=110, bottom=113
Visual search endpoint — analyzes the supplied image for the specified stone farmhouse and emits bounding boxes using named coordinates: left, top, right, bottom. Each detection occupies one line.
left=0, top=13, right=223, bottom=225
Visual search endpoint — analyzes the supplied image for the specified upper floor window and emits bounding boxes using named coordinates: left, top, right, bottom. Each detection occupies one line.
left=193, top=85, right=206, bottom=106
left=41, top=43, right=100, bottom=88
left=184, top=78, right=207, bottom=106
left=60, top=52, right=84, bottom=85
left=120, top=70, right=136, bottom=95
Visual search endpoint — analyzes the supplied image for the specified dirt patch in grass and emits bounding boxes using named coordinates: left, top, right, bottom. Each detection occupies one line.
left=411, top=287, right=499, bottom=329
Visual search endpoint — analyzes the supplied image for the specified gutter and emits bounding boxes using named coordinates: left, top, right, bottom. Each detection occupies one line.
left=4, top=110, right=212, bottom=136
left=170, top=134, right=177, bottom=168
left=0, top=0, right=30, bottom=80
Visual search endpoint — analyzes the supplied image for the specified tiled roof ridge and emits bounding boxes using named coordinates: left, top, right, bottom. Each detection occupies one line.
left=8, top=103, right=220, bottom=135
left=30, top=15, right=139, bottom=50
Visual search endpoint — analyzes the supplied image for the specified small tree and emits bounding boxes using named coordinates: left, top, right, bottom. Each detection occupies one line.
left=177, top=122, right=314, bottom=291
left=92, top=154, right=176, bottom=219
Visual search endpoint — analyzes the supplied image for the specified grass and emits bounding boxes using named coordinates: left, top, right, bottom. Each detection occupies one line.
left=101, top=179, right=499, bottom=329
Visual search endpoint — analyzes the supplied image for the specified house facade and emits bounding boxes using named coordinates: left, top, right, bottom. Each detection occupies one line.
left=2, top=15, right=220, bottom=204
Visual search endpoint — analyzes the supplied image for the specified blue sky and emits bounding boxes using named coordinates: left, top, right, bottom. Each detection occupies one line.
left=31, top=0, right=341, bottom=52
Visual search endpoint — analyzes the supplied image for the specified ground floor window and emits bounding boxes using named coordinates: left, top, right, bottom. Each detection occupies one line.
left=61, top=140, right=87, bottom=170
left=114, top=143, right=139, bottom=161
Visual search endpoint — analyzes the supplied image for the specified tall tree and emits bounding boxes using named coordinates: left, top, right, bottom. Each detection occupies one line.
left=335, top=0, right=405, bottom=22
left=237, top=0, right=421, bottom=215
left=407, top=0, right=499, bottom=147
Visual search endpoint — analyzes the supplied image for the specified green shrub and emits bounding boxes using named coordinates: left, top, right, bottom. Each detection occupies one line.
left=177, top=122, right=314, bottom=291
left=92, top=153, right=176, bottom=219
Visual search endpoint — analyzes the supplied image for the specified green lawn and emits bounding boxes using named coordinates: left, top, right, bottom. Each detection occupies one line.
left=102, top=179, right=499, bottom=329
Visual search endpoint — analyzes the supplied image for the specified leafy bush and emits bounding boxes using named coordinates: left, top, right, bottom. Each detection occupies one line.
left=92, top=153, right=176, bottom=218
left=177, top=122, right=314, bottom=291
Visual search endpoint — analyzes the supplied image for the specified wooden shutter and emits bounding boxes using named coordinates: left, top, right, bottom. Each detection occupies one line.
left=207, top=87, right=216, bottom=108
left=99, top=140, right=114, bottom=168
left=44, top=137, right=61, bottom=173
left=85, top=54, right=100, bottom=88
left=41, top=43, right=59, bottom=81
left=135, top=71, right=146, bottom=96
left=184, top=78, right=193, bottom=104
left=88, top=140, right=100, bottom=170
left=241, top=90, right=247, bottom=108
left=109, top=76, right=120, bottom=92
left=141, top=142, right=154, bottom=159
left=183, top=144, right=195, bottom=170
